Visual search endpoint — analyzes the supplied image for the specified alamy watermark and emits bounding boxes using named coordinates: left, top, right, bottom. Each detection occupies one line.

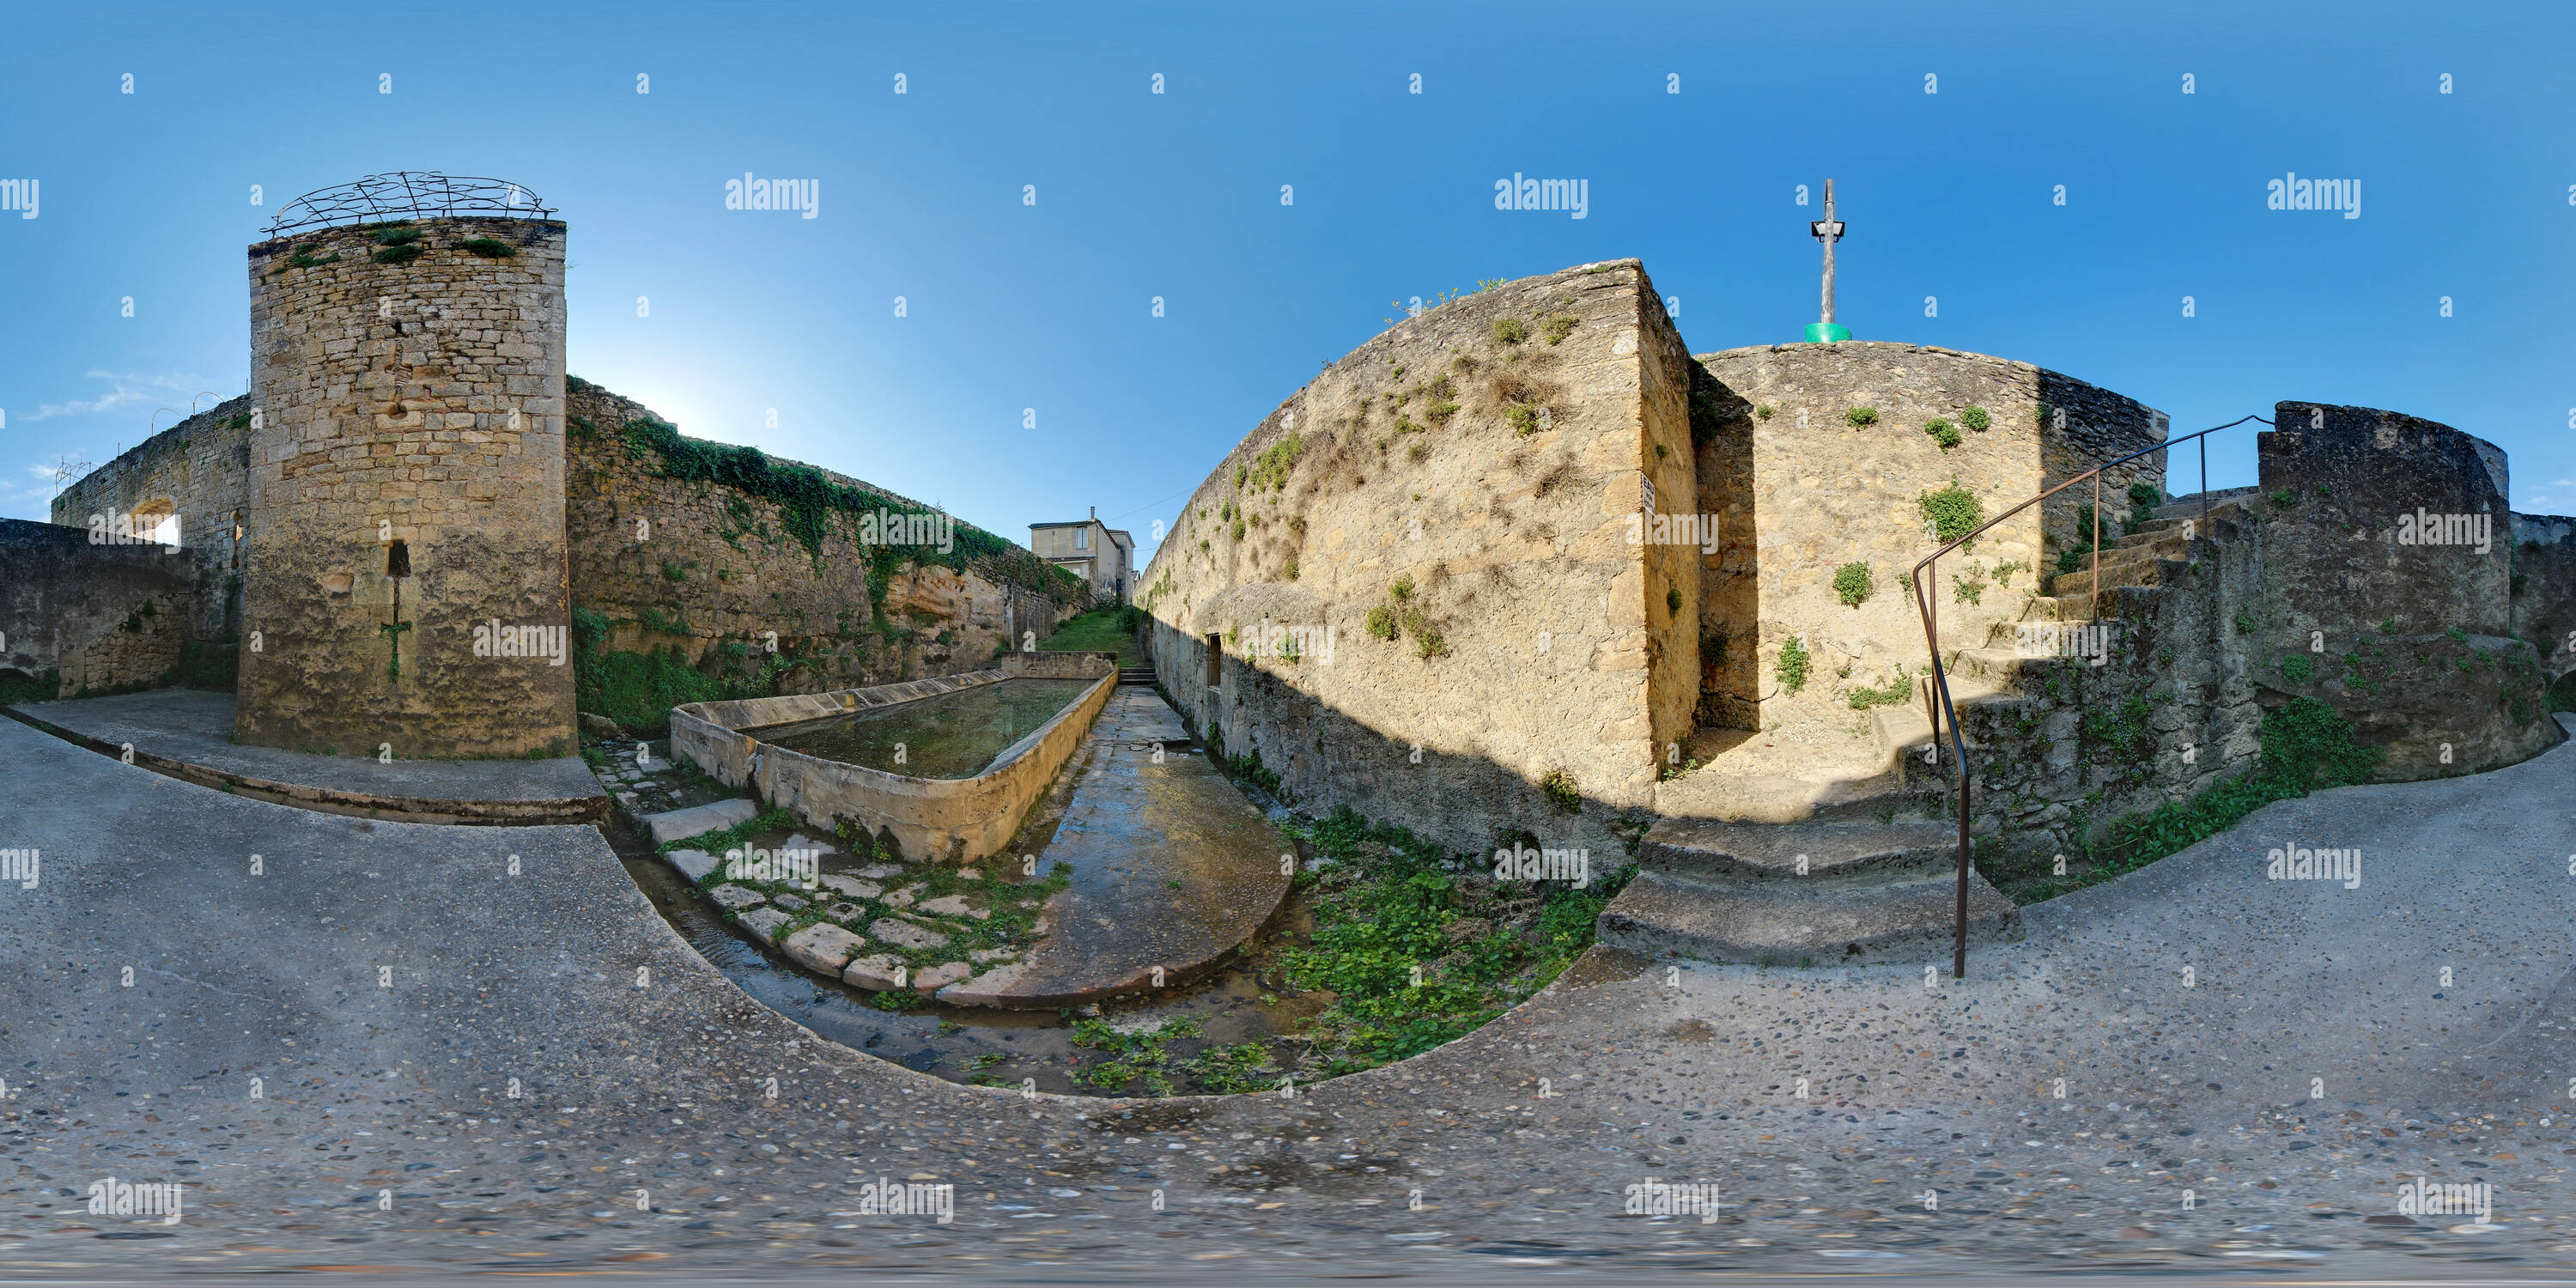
left=1242, top=619, right=1335, bottom=665
left=2395, top=507, right=2492, bottom=554
left=859, top=507, right=954, bottom=556
left=471, top=620, right=567, bottom=665
left=88, top=1177, right=183, bottom=1224
left=1492, top=841, right=1589, bottom=889
left=0, top=848, right=36, bottom=890
left=1493, top=173, right=1588, bottom=219
left=2397, top=1175, right=2493, bottom=1224
left=2267, top=843, right=2360, bottom=889
left=2266, top=172, right=2360, bottom=218
left=88, top=510, right=179, bottom=550
left=726, top=841, right=819, bottom=889
left=846, top=1176, right=953, bottom=1224
left=2014, top=621, right=2117, bottom=665
left=1621, top=1176, right=1719, bottom=1222
left=0, top=177, right=35, bottom=219
left=725, top=173, right=819, bottom=218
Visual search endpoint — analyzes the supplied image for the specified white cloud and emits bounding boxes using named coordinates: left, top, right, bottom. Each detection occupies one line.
left=21, top=369, right=221, bottom=422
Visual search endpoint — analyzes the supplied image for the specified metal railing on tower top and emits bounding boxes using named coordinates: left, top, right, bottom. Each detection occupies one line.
left=1906, top=413, right=2272, bottom=981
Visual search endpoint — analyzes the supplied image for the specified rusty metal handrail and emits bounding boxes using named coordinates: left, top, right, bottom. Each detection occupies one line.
left=1908, top=414, right=2270, bottom=981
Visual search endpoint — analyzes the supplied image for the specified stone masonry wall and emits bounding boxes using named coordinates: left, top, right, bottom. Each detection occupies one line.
left=47, top=394, right=253, bottom=641
left=2512, top=512, right=2576, bottom=687
left=564, top=381, right=1085, bottom=695
left=2251, top=404, right=2556, bottom=775
left=237, top=216, right=574, bottom=759
left=1139, top=259, right=1693, bottom=856
left=1692, top=343, right=2165, bottom=732
left=0, top=518, right=198, bottom=697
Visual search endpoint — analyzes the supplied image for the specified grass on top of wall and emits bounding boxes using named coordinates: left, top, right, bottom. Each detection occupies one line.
left=1036, top=606, right=1145, bottom=666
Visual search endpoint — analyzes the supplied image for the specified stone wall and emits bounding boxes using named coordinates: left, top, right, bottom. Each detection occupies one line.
left=47, top=395, right=253, bottom=641
left=0, top=518, right=198, bottom=698
left=2249, top=404, right=2555, bottom=775
left=1139, top=259, right=1694, bottom=855
left=2510, top=512, right=2576, bottom=688
left=1692, top=343, right=2165, bottom=731
left=237, top=216, right=574, bottom=759
left=563, top=380, right=1086, bottom=698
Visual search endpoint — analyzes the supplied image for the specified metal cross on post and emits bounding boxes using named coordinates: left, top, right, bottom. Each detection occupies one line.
left=1806, top=178, right=1851, bottom=343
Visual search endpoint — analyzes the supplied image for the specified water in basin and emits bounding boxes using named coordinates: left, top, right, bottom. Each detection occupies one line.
left=764, top=677, right=1094, bottom=778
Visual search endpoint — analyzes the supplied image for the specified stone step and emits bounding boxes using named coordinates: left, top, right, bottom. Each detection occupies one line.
left=2048, top=555, right=2193, bottom=598
left=1116, top=670, right=1157, bottom=686
left=641, top=795, right=758, bottom=846
left=1641, top=816, right=1962, bottom=886
left=1864, top=671, right=2009, bottom=766
left=1597, top=868, right=2022, bottom=966
left=1650, top=767, right=1921, bottom=825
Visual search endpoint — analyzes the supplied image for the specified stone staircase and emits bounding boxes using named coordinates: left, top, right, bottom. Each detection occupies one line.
left=1603, top=488, right=2258, bottom=967
left=1117, top=666, right=1157, bottom=687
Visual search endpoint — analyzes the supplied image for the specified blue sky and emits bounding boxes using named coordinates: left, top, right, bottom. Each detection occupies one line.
left=5, top=1, right=2572, bottom=562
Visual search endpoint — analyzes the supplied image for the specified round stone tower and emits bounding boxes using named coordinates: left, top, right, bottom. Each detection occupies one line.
left=236, top=174, right=574, bottom=758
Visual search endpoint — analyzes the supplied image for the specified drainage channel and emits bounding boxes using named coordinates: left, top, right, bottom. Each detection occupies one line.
left=620, top=826, right=1325, bottom=1098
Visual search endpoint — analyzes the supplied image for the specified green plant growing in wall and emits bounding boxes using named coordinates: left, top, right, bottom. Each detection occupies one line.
left=457, top=236, right=518, bottom=258
left=1540, top=769, right=1581, bottom=813
left=1390, top=574, right=1414, bottom=604
left=1923, top=417, right=1960, bottom=450
left=1833, top=562, right=1873, bottom=608
left=1541, top=316, right=1579, bottom=344
left=1777, top=635, right=1811, bottom=694
left=1846, top=665, right=1913, bottom=710
left=1666, top=585, right=1683, bottom=616
left=2235, top=611, right=2257, bottom=635
left=1917, top=478, right=1984, bottom=551
left=369, top=243, right=423, bottom=264
left=1754, top=404, right=1775, bottom=420
left=1245, top=432, right=1306, bottom=491
left=1845, top=405, right=1879, bottom=428
left=1492, top=318, right=1528, bottom=344
left=1953, top=569, right=1986, bottom=605
left=2280, top=654, right=2316, bottom=683
left=1960, top=405, right=1990, bottom=432
left=1364, top=604, right=1399, bottom=641
left=1506, top=401, right=1546, bottom=436
left=283, top=244, right=341, bottom=270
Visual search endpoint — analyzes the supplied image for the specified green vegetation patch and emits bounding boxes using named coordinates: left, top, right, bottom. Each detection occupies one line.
left=618, top=413, right=1072, bottom=591
left=1918, top=480, right=1984, bottom=550
left=1777, top=635, right=1811, bottom=694
left=1833, top=561, right=1873, bottom=608
left=1978, top=696, right=2383, bottom=903
left=457, top=236, right=518, bottom=258
left=1280, top=807, right=1627, bottom=1077
left=1036, top=606, right=1145, bottom=667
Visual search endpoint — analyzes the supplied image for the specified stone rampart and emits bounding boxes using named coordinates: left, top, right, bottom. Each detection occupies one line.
left=563, top=380, right=1086, bottom=697
left=1138, top=260, right=1695, bottom=854
left=47, top=395, right=253, bottom=641
left=0, top=519, right=199, bottom=698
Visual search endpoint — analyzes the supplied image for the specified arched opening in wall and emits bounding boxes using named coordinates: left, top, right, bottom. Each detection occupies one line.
left=128, top=497, right=179, bottom=549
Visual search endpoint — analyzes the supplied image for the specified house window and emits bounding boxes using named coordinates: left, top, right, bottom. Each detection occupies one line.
left=1075, top=527, right=1089, bottom=550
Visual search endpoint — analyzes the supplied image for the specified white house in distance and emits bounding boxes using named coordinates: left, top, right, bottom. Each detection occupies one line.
left=1030, top=507, right=1133, bottom=604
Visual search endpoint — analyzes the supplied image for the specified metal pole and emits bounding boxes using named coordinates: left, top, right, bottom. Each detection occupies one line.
left=1820, top=179, right=1836, bottom=326
left=2090, top=473, right=2101, bottom=620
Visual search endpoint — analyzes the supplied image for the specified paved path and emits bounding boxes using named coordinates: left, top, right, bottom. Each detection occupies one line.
left=0, top=714, right=2569, bottom=1279
left=942, top=686, right=1291, bottom=1006
left=5, top=688, right=604, bottom=822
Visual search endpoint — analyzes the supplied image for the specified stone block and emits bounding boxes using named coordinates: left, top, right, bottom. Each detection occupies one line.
left=663, top=848, right=720, bottom=884
left=644, top=796, right=757, bottom=845
left=738, top=907, right=793, bottom=944
left=782, top=923, right=866, bottom=975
